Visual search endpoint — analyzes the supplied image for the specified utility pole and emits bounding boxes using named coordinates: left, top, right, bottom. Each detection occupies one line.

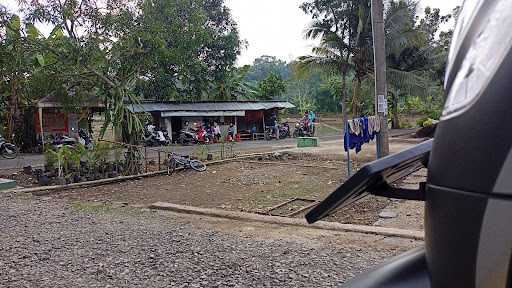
left=371, top=0, right=389, bottom=158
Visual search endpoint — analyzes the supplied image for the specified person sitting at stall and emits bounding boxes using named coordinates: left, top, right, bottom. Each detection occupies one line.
left=251, top=123, right=257, bottom=137
left=183, top=121, right=193, bottom=132
left=196, top=125, right=206, bottom=143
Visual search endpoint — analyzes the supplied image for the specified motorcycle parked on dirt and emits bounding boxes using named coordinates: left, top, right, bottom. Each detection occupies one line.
left=292, top=121, right=313, bottom=137
left=279, top=122, right=291, bottom=139
left=265, top=122, right=291, bottom=140
left=0, top=135, right=18, bottom=159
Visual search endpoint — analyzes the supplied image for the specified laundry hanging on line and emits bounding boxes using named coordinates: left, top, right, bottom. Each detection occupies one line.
left=344, top=116, right=380, bottom=153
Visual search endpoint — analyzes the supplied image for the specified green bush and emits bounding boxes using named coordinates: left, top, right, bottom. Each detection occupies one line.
left=193, top=144, right=209, bottom=161
left=416, top=117, right=429, bottom=127
left=422, top=118, right=435, bottom=127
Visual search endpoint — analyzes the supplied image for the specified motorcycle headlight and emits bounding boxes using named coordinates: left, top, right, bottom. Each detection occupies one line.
left=442, top=0, right=512, bottom=120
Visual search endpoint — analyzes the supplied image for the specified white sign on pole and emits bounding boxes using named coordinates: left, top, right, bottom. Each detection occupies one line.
left=377, top=94, right=388, bottom=115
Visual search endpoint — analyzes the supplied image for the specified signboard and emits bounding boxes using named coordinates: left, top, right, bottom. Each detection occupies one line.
left=377, top=94, right=388, bottom=115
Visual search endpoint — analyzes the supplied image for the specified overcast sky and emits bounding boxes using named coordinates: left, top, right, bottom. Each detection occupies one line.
left=226, top=0, right=463, bottom=65
left=2, top=0, right=462, bottom=66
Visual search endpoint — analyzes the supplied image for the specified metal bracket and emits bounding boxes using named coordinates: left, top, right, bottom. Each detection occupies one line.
left=369, top=182, right=426, bottom=201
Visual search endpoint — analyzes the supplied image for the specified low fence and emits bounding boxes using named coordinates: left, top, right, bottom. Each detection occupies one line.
left=0, top=139, right=241, bottom=175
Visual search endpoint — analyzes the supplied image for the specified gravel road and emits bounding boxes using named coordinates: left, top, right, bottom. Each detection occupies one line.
left=0, top=192, right=421, bottom=287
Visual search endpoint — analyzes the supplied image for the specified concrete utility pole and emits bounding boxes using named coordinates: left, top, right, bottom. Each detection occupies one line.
left=371, top=0, right=390, bottom=158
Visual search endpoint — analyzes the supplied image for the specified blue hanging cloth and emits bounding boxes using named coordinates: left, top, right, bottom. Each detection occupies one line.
left=344, top=116, right=377, bottom=154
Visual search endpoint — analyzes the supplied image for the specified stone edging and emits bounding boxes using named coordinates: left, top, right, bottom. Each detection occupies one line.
left=150, top=202, right=425, bottom=241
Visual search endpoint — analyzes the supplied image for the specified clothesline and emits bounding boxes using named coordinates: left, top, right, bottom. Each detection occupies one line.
left=344, top=115, right=381, bottom=153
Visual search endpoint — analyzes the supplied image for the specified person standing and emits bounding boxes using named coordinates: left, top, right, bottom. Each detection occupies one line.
left=227, top=123, right=235, bottom=141
left=309, top=110, right=316, bottom=136
left=270, top=110, right=279, bottom=139
left=213, top=122, right=221, bottom=141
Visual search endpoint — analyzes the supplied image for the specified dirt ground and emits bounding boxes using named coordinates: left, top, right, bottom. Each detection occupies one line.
left=0, top=171, right=38, bottom=188
left=26, top=134, right=427, bottom=230
left=48, top=153, right=394, bottom=226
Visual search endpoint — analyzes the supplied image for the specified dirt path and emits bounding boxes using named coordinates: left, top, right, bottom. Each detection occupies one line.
left=47, top=154, right=396, bottom=227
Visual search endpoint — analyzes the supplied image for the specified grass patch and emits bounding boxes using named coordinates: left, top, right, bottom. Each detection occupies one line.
left=315, top=123, right=343, bottom=137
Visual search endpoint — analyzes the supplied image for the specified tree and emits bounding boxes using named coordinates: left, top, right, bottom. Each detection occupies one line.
left=216, top=65, right=256, bottom=100
left=254, top=73, right=286, bottom=100
left=299, top=0, right=454, bottom=127
left=135, top=0, right=243, bottom=101
left=245, top=55, right=291, bottom=83
left=0, top=9, right=48, bottom=146
left=300, top=0, right=373, bottom=118
left=18, top=0, right=150, bottom=173
left=385, top=1, right=452, bottom=128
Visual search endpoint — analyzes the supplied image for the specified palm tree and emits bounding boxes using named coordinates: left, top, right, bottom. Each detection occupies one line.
left=385, top=0, right=444, bottom=128
left=299, top=0, right=373, bottom=119
left=216, top=65, right=256, bottom=100
left=300, top=0, right=448, bottom=126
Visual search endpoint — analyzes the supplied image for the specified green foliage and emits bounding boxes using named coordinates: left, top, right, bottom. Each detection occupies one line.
left=44, top=145, right=85, bottom=178
left=134, top=0, right=243, bottom=101
left=299, top=0, right=374, bottom=117
left=43, top=146, right=57, bottom=170
left=0, top=12, right=44, bottom=144
left=253, top=73, right=286, bottom=100
left=297, top=0, right=455, bottom=124
left=245, top=55, right=291, bottom=82
left=2, top=0, right=242, bottom=155
left=216, top=65, right=257, bottom=100
left=194, top=144, right=209, bottom=161
left=422, top=118, right=435, bottom=127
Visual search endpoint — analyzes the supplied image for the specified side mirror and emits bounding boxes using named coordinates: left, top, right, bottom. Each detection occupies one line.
left=306, top=139, right=432, bottom=224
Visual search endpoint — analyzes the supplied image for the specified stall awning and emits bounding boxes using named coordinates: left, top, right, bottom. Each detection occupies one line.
left=129, top=100, right=295, bottom=113
left=161, top=111, right=245, bottom=117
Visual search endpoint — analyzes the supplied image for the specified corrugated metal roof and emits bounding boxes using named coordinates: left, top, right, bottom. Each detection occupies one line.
left=37, top=95, right=104, bottom=108
left=129, top=101, right=295, bottom=113
left=161, top=111, right=246, bottom=117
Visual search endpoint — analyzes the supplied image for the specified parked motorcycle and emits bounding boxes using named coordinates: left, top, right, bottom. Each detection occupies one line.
left=78, top=128, right=94, bottom=149
left=51, top=134, right=77, bottom=149
left=178, top=128, right=199, bottom=145
left=264, top=122, right=290, bottom=140
left=144, top=124, right=170, bottom=146
left=196, top=127, right=213, bottom=144
left=292, top=121, right=313, bottom=138
left=279, top=122, right=291, bottom=139
left=0, top=135, right=18, bottom=159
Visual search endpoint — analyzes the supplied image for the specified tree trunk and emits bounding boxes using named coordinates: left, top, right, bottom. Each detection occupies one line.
left=341, top=70, right=348, bottom=125
left=391, top=92, right=400, bottom=129
left=352, top=78, right=362, bottom=118
left=6, top=78, right=21, bottom=143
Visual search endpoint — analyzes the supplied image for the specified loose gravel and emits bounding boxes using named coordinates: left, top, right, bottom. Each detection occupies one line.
left=0, top=192, right=420, bottom=287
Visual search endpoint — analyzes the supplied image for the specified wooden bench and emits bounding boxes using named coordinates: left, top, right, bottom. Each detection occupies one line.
left=252, top=132, right=266, bottom=140
left=239, top=132, right=252, bottom=141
